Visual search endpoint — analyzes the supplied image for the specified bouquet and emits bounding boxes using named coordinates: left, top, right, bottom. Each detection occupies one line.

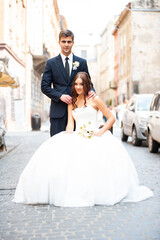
left=77, top=121, right=94, bottom=139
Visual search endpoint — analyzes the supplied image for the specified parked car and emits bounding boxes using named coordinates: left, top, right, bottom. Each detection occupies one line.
left=121, top=94, right=153, bottom=146
left=0, top=113, right=7, bottom=152
left=146, top=91, right=160, bottom=153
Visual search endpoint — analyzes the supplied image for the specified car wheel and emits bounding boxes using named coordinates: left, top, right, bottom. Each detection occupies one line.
left=121, top=126, right=128, bottom=142
left=0, top=144, right=5, bottom=152
left=148, top=131, right=159, bottom=153
left=132, top=127, right=142, bottom=146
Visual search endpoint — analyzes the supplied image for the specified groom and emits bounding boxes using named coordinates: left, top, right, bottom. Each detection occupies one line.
left=41, top=30, right=95, bottom=136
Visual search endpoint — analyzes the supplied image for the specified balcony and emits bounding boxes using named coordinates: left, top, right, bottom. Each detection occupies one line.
left=109, top=81, right=117, bottom=90
left=32, top=45, right=50, bottom=75
left=33, top=55, right=47, bottom=76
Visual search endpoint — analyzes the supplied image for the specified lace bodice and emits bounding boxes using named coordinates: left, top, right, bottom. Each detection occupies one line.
left=72, top=105, right=99, bottom=131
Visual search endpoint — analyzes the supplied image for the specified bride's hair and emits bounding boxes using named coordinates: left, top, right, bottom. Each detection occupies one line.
left=71, top=72, right=91, bottom=109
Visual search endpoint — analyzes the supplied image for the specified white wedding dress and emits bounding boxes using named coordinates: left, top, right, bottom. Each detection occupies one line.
left=13, top=105, right=153, bottom=207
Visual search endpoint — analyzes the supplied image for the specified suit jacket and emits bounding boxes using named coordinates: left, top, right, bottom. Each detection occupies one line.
left=41, top=54, right=94, bottom=118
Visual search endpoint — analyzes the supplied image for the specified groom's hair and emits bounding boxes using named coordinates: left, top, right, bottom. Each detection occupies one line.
left=59, top=30, right=74, bottom=41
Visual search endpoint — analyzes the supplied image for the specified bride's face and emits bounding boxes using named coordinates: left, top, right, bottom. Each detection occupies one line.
left=74, top=78, right=84, bottom=95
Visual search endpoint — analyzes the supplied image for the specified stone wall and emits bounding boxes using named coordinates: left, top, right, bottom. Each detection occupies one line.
left=131, top=1, right=160, bottom=93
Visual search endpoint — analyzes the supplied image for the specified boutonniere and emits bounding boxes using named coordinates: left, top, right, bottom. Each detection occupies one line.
left=73, top=61, right=80, bottom=70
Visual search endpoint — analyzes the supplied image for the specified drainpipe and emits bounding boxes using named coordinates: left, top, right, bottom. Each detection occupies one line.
left=24, top=0, right=27, bottom=128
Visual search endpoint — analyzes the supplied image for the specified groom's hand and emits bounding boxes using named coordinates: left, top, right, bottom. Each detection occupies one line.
left=60, top=94, right=72, bottom=104
left=88, top=91, right=96, bottom=98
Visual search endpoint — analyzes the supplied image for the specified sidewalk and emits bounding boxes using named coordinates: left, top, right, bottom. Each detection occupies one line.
left=0, top=120, right=121, bottom=160
left=0, top=121, right=50, bottom=160
left=0, top=124, right=120, bottom=160
left=0, top=126, right=160, bottom=239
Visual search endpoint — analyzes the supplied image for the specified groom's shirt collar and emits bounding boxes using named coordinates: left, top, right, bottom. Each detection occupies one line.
left=60, top=52, right=73, bottom=61
left=60, top=53, right=73, bottom=75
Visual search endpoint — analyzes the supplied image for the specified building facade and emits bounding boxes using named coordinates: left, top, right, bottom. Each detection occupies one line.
left=112, top=0, right=160, bottom=103
left=73, top=34, right=101, bottom=95
left=131, top=0, right=160, bottom=94
left=100, top=19, right=116, bottom=106
left=0, top=0, right=63, bottom=130
left=0, top=0, right=26, bottom=129
left=112, top=27, right=119, bottom=105
left=114, top=4, right=131, bottom=103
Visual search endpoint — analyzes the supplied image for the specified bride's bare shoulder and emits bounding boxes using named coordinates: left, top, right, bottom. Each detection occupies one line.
left=92, top=95, right=102, bottom=104
left=91, top=96, right=106, bottom=109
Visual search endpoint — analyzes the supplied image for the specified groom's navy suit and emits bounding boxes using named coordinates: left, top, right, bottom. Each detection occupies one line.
left=41, top=54, right=94, bottom=136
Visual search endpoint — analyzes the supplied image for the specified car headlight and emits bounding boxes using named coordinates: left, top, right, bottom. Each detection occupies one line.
left=139, top=117, right=147, bottom=127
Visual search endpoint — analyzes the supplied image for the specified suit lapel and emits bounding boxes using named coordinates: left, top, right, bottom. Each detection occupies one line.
left=55, top=54, right=79, bottom=84
left=69, top=54, right=78, bottom=83
left=56, top=54, right=67, bottom=82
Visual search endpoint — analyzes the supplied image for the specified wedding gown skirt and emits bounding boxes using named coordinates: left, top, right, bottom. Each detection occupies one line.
left=13, top=105, right=153, bottom=206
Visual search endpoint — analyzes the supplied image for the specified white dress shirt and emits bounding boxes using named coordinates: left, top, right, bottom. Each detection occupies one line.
left=60, top=53, right=73, bottom=76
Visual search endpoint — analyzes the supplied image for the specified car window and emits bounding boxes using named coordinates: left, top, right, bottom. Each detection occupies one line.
left=126, top=99, right=132, bottom=109
left=130, top=100, right=136, bottom=107
left=150, top=94, right=159, bottom=111
left=127, top=98, right=136, bottom=110
left=137, top=96, right=153, bottom=111
left=156, top=95, right=160, bottom=111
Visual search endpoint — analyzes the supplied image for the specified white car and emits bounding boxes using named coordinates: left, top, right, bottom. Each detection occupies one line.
left=146, top=91, right=160, bottom=153
left=121, top=94, right=153, bottom=146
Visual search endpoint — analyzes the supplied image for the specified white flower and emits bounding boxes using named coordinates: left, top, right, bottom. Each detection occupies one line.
left=73, top=61, right=80, bottom=70
left=77, top=121, right=94, bottom=139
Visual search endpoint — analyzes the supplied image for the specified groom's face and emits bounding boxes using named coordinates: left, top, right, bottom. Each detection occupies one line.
left=59, top=36, right=74, bottom=56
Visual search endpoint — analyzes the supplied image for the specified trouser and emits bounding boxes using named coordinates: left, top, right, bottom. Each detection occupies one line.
left=50, top=114, right=68, bottom=137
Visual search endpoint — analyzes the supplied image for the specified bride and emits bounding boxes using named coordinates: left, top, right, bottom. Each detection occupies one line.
left=13, top=72, right=153, bottom=207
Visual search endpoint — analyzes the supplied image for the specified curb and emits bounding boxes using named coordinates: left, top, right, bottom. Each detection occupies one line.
left=0, top=145, right=18, bottom=160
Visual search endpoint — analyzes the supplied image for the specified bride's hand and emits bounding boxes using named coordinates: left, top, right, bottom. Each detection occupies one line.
left=65, top=130, right=73, bottom=134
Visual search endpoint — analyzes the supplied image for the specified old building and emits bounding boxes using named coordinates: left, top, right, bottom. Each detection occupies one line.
left=73, top=34, right=101, bottom=95
left=0, top=0, right=26, bottom=129
left=114, top=3, right=131, bottom=103
left=113, top=0, right=160, bottom=103
left=100, top=19, right=117, bottom=106
left=112, top=27, right=119, bottom=105
left=131, top=0, right=160, bottom=94
left=0, top=0, right=63, bottom=130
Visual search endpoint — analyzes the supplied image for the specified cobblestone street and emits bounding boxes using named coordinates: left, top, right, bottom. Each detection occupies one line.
left=0, top=128, right=160, bottom=240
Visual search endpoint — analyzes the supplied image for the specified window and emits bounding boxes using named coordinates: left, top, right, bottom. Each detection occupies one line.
left=127, top=97, right=135, bottom=110
left=81, top=50, right=87, bottom=59
left=137, top=95, right=153, bottom=111
left=133, top=82, right=139, bottom=94
left=155, top=95, right=160, bottom=111
left=130, top=99, right=136, bottom=111
left=150, top=94, right=159, bottom=111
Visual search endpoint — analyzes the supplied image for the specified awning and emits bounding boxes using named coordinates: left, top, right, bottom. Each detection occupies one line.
left=0, top=61, right=19, bottom=88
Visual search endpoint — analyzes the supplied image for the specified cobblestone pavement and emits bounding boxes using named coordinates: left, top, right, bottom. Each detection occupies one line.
left=0, top=128, right=160, bottom=240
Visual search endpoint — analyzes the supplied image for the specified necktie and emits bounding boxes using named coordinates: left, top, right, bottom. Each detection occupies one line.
left=65, top=57, right=70, bottom=80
